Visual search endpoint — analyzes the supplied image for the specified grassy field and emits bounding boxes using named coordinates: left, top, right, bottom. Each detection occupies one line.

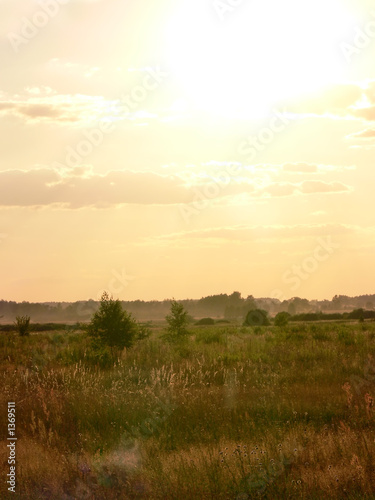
left=1, top=321, right=375, bottom=499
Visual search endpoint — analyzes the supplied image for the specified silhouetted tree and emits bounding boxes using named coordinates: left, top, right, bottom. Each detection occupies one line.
left=14, top=315, right=30, bottom=336
left=87, top=292, right=137, bottom=356
left=165, top=300, right=189, bottom=339
left=243, top=309, right=270, bottom=327
left=274, top=311, right=291, bottom=327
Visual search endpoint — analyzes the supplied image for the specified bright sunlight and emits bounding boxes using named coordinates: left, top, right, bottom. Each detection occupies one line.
left=165, top=0, right=358, bottom=118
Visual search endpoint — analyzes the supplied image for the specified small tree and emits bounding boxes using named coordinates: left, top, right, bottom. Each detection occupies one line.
left=274, top=311, right=291, bottom=327
left=87, top=292, right=137, bottom=358
left=14, top=315, right=31, bottom=336
left=165, top=300, right=189, bottom=339
left=243, top=309, right=270, bottom=327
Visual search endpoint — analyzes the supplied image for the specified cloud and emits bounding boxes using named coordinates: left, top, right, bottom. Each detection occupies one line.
left=143, top=223, right=356, bottom=246
left=17, top=103, right=61, bottom=119
left=174, top=162, right=352, bottom=182
left=283, top=83, right=363, bottom=116
left=299, top=181, right=350, bottom=194
left=281, top=82, right=375, bottom=121
left=0, top=90, right=116, bottom=125
left=346, top=128, right=375, bottom=140
left=353, top=106, right=375, bottom=121
left=261, top=180, right=350, bottom=198
left=263, top=183, right=296, bottom=197
left=365, top=82, right=375, bottom=104
left=0, top=167, right=191, bottom=208
left=282, top=163, right=318, bottom=173
left=0, top=160, right=353, bottom=209
left=280, top=163, right=354, bottom=174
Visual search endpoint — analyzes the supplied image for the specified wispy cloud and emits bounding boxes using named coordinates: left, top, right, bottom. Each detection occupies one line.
left=139, top=223, right=358, bottom=247
left=0, top=162, right=352, bottom=210
left=0, top=89, right=116, bottom=125
left=0, top=167, right=191, bottom=208
left=281, top=82, right=375, bottom=120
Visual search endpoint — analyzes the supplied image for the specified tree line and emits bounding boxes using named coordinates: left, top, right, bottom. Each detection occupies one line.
left=1, top=292, right=375, bottom=323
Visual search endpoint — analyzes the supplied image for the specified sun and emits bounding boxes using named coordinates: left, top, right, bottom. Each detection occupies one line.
left=164, top=0, right=358, bottom=119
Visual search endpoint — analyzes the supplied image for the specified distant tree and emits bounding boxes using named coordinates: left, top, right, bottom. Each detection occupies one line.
left=14, top=315, right=31, bottom=336
left=348, top=308, right=365, bottom=323
left=165, top=300, right=189, bottom=339
left=274, top=311, right=291, bottom=327
left=229, top=291, right=242, bottom=303
left=332, top=295, right=350, bottom=311
left=243, top=309, right=270, bottom=327
left=195, top=317, right=215, bottom=326
left=87, top=292, right=137, bottom=357
left=287, top=302, right=296, bottom=316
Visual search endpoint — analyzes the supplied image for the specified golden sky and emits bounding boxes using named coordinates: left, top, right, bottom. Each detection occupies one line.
left=1, top=0, right=375, bottom=302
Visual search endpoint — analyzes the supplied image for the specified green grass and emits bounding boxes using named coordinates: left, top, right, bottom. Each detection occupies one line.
left=1, top=322, right=375, bottom=498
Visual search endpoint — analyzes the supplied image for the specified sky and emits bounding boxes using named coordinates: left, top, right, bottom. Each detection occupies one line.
left=1, top=0, right=375, bottom=302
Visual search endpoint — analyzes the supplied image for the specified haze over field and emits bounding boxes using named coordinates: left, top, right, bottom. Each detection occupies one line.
left=1, top=0, right=374, bottom=302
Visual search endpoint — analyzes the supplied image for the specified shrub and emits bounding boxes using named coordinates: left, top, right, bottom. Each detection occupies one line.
left=87, top=292, right=137, bottom=357
left=14, top=315, right=31, bottom=336
left=195, top=317, right=215, bottom=326
left=274, top=312, right=291, bottom=327
left=243, top=309, right=270, bottom=327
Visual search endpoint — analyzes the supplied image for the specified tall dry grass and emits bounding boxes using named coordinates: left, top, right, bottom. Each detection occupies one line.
left=1, top=322, right=375, bottom=498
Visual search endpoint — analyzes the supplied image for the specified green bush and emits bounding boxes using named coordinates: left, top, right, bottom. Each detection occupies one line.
left=243, top=309, right=270, bottom=327
left=274, top=312, right=291, bottom=327
left=14, top=315, right=31, bottom=336
left=87, top=292, right=137, bottom=357
left=195, top=317, right=215, bottom=326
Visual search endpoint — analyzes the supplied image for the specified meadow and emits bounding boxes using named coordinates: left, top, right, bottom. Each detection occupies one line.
left=1, top=320, right=375, bottom=499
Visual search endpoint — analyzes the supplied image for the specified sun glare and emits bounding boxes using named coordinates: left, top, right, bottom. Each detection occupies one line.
left=165, top=0, right=358, bottom=118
